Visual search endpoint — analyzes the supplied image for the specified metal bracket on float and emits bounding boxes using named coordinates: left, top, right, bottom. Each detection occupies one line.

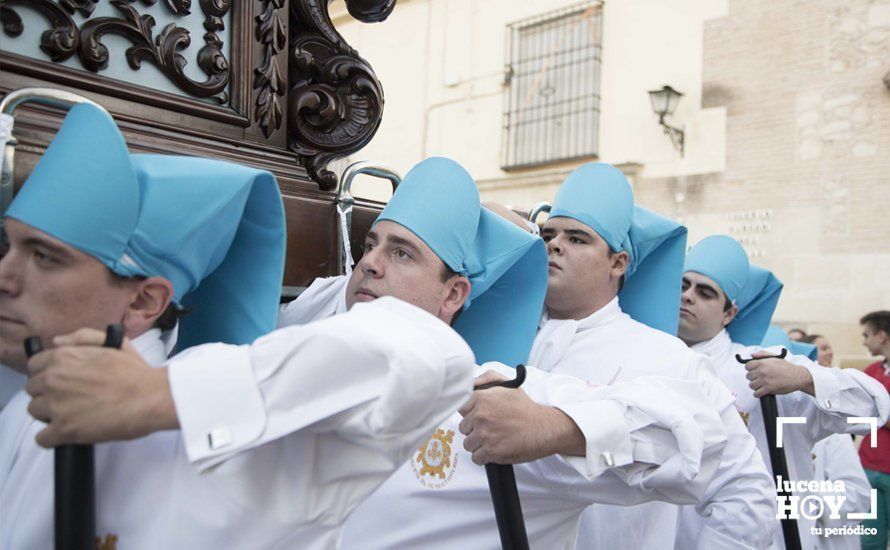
left=335, top=161, right=401, bottom=274
left=527, top=201, right=551, bottom=226
left=0, top=88, right=103, bottom=247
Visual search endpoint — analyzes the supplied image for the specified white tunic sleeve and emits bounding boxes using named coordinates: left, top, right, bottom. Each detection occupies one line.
left=168, top=297, right=475, bottom=471
left=678, top=355, right=777, bottom=550
left=476, top=362, right=730, bottom=504
left=276, top=274, right=348, bottom=328
left=780, top=358, right=890, bottom=441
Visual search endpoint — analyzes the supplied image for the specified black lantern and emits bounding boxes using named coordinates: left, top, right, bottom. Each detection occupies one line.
left=648, top=85, right=685, bottom=156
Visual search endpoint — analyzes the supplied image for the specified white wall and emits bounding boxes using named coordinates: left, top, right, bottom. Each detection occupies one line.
left=334, top=0, right=729, bottom=201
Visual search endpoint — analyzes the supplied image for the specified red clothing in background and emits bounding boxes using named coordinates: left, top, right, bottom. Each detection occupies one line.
left=859, top=360, right=890, bottom=473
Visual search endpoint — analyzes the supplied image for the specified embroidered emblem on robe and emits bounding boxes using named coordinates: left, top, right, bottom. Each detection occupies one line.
left=412, top=428, right=459, bottom=489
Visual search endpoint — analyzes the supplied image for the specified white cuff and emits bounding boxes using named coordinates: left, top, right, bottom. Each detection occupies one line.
left=556, top=400, right=634, bottom=479
left=808, top=362, right=844, bottom=412
left=168, top=344, right=266, bottom=470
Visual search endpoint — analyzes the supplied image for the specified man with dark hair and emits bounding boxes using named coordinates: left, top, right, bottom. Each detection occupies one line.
left=676, top=235, right=890, bottom=549
left=861, top=311, right=890, bottom=355
left=19, top=155, right=744, bottom=549
left=0, top=103, right=477, bottom=549
left=493, top=163, right=776, bottom=550
left=858, top=310, right=890, bottom=550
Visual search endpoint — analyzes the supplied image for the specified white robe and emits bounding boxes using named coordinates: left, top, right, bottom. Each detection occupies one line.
left=678, top=329, right=890, bottom=550
left=535, top=299, right=776, bottom=550
left=265, top=277, right=736, bottom=549
left=340, top=363, right=737, bottom=549
left=0, top=368, right=25, bottom=411
left=0, top=298, right=475, bottom=550
left=811, top=433, right=872, bottom=550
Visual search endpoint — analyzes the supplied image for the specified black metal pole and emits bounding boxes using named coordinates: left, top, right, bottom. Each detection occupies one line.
left=736, top=350, right=802, bottom=550
left=761, top=394, right=803, bottom=550
left=26, top=324, right=124, bottom=550
left=485, top=463, right=529, bottom=550
left=54, top=443, right=95, bottom=550
left=474, top=365, right=531, bottom=550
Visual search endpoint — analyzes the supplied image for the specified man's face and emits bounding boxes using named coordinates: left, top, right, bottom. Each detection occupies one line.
left=678, top=271, right=737, bottom=345
left=812, top=336, right=834, bottom=367
left=345, top=220, right=468, bottom=322
left=0, top=218, right=136, bottom=370
left=861, top=323, right=886, bottom=357
left=540, top=217, right=626, bottom=319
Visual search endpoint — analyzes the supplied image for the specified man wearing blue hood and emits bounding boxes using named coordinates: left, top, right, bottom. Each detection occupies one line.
left=494, top=162, right=776, bottom=550
left=0, top=103, right=477, bottom=549
left=26, top=151, right=743, bottom=548
left=336, top=160, right=735, bottom=549
left=760, top=328, right=873, bottom=550
left=677, top=234, right=890, bottom=549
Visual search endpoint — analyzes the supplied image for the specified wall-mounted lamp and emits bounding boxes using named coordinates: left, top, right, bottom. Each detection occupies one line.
left=648, top=85, right=685, bottom=156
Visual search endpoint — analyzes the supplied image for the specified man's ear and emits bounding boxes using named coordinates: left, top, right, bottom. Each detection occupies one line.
left=123, top=277, right=175, bottom=337
left=441, top=276, right=472, bottom=323
left=722, top=303, right=739, bottom=328
left=610, top=251, right=630, bottom=278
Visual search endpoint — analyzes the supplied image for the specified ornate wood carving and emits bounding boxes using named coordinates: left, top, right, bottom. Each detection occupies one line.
left=286, top=0, right=395, bottom=191
left=343, top=0, right=395, bottom=23
left=155, top=0, right=193, bottom=16
left=1, top=1, right=79, bottom=61
left=0, top=0, right=230, bottom=102
left=253, top=0, right=286, bottom=139
left=1, top=0, right=401, bottom=287
left=3, top=0, right=397, bottom=190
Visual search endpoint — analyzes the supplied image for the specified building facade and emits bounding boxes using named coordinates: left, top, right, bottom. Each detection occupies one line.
left=334, top=0, right=890, bottom=367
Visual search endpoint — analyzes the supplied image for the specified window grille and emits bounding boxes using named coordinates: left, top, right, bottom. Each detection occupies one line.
left=502, top=2, right=603, bottom=169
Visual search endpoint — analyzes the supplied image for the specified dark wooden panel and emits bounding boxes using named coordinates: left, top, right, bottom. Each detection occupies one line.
left=281, top=194, right=338, bottom=286
left=1, top=0, right=398, bottom=287
left=280, top=196, right=385, bottom=286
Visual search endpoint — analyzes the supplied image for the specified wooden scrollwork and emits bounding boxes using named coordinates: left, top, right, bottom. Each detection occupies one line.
left=59, top=0, right=96, bottom=17
left=1, top=0, right=79, bottom=61
left=0, top=0, right=230, bottom=102
left=253, top=0, right=287, bottom=139
left=2, top=0, right=399, bottom=190
left=286, top=0, right=395, bottom=190
left=343, top=0, right=396, bottom=23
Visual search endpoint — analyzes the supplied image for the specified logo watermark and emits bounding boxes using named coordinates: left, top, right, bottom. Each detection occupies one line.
left=774, top=476, right=879, bottom=537
left=811, top=525, right=877, bottom=538
left=774, top=417, right=879, bottom=449
left=771, top=416, right=881, bottom=538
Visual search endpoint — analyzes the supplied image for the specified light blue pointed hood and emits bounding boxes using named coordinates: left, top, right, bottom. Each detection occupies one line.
left=685, top=235, right=783, bottom=345
left=684, top=235, right=750, bottom=302
left=549, top=162, right=688, bottom=335
left=761, top=325, right=818, bottom=361
left=376, top=157, right=547, bottom=366
left=6, top=103, right=287, bottom=349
